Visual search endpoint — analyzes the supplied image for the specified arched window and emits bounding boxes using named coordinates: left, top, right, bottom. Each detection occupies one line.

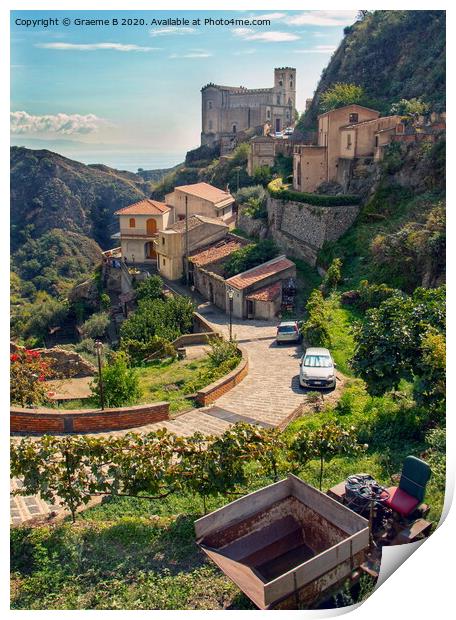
left=129, top=218, right=136, bottom=228
left=232, top=124, right=237, bottom=134
left=290, top=80, right=293, bottom=88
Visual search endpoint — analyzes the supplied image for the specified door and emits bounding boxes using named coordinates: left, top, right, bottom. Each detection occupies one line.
left=146, top=218, right=157, bottom=235
left=275, top=118, right=281, bottom=133
left=145, top=242, right=156, bottom=259
left=247, top=299, right=255, bottom=319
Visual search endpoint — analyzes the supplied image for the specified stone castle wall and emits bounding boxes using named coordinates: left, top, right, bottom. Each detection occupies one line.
left=265, top=197, right=360, bottom=266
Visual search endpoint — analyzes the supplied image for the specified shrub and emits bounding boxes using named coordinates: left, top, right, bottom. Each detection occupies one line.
left=322, top=258, right=343, bottom=293
left=90, top=351, right=142, bottom=408
left=425, top=427, right=445, bottom=491
left=224, top=239, right=279, bottom=277
left=207, top=337, right=240, bottom=367
left=301, top=289, right=331, bottom=347
left=120, top=336, right=176, bottom=364
left=80, top=311, right=110, bottom=340
left=267, top=179, right=360, bottom=206
left=120, top=296, right=194, bottom=344
left=10, top=348, right=53, bottom=407
left=100, top=293, right=111, bottom=310
left=135, top=275, right=164, bottom=302
left=235, top=185, right=266, bottom=205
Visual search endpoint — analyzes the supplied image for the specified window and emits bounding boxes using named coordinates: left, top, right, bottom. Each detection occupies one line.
left=162, top=237, right=165, bottom=245
left=276, top=95, right=281, bottom=105
left=266, top=109, right=271, bottom=119
left=208, top=100, right=213, bottom=110
left=279, top=80, right=283, bottom=86
left=129, top=218, right=136, bottom=228
left=232, top=124, right=237, bottom=133
left=349, top=113, right=359, bottom=123
left=346, top=134, right=352, bottom=149
left=290, top=80, right=293, bottom=88
left=163, top=258, right=166, bottom=266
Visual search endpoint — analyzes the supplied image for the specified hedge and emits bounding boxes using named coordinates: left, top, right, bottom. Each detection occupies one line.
left=267, top=179, right=361, bottom=206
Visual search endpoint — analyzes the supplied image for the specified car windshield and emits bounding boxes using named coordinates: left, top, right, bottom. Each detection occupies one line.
left=278, top=325, right=296, bottom=333
left=303, top=355, right=332, bottom=368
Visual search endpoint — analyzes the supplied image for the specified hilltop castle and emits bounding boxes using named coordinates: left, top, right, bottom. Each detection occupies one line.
left=201, top=67, right=296, bottom=150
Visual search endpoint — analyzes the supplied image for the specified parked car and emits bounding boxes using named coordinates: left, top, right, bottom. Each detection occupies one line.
left=284, top=127, right=294, bottom=136
left=273, top=131, right=284, bottom=138
left=276, top=321, right=301, bottom=344
left=299, top=347, right=336, bottom=389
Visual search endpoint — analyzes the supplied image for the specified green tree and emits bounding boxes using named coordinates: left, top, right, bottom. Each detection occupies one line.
left=224, top=239, right=279, bottom=278
left=319, top=83, right=366, bottom=113
left=351, top=286, right=445, bottom=395
left=252, top=165, right=273, bottom=186
left=301, top=289, right=331, bottom=347
left=120, top=296, right=194, bottom=344
left=135, top=275, right=164, bottom=302
left=80, top=311, right=110, bottom=340
left=91, top=351, right=141, bottom=408
left=322, top=258, right=343, bottom=293
left=390, top=98, right=430, bottom=118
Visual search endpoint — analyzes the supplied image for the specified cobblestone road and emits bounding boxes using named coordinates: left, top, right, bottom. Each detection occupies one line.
left=11, top=300, right=344, bottom=525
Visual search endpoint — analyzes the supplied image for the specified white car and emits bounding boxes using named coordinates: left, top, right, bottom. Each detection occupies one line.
left=299, top=347, right=336, bottom=389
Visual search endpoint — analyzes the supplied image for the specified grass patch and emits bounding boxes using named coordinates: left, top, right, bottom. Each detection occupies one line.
left=324, top=295, right=363, bottom=377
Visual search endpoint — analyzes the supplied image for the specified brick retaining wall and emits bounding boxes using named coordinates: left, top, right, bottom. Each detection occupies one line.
left=196, top=346, right=248, bottom=406
left=11, top=402, right=169, bottom=434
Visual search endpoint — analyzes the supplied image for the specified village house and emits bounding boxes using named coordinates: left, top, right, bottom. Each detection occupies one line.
left=165, top=182, right=235, bottom=223
left=155, top=214, right=229, bottom=281
left=247, top=135, right=294, bottom=176
left=189, top=235, right=250, bottom=309
left=293, top=104, right=400, bottom=193
left=225, top=255, right=296, bottom=320
left=201, top=67, right=296, bottom=153
left=114, top=198, right=172, bottom=263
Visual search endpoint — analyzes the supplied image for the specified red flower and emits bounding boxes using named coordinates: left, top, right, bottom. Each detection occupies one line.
left=10, top=353, right=19, bottom=362
left=38, top=374, right=45, bottom=382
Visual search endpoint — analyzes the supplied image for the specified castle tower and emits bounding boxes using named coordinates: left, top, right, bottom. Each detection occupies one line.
left=274, top=67, right=296, bottom=110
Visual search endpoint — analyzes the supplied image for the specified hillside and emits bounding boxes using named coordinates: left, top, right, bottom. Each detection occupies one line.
left=300, top=10, right=445, bottom=128
left=11, top=147, right=154, bottom=250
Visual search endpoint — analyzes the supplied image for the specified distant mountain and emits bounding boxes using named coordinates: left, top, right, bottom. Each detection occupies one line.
left=300, top=10, right=445, bottom=128
left=10, top=146, right=154, bottom=250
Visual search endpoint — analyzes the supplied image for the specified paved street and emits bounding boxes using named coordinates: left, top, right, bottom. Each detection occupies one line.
left=11, top=298, right=345, bottom=525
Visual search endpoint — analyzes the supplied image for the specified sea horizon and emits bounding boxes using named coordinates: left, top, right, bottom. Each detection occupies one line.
left=11, top=139, right=186, bottom=173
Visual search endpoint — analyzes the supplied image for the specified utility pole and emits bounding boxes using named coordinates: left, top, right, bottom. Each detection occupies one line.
left=228, top=288, right=234, bottom=341
left=185, top=195, right=189, bottom=287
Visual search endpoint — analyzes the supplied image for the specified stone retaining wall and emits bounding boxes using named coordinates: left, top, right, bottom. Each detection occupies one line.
left=11, top=402, right=169, bottom=434
left=196, top=346, right=248, bottom=406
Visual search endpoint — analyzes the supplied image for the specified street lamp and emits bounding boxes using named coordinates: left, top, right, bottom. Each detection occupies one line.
left=228, top=289, right=234, bottom=341
left=95, top=340, right=105, bottom=410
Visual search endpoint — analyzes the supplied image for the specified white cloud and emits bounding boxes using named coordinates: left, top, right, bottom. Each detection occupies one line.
left=169, top=50, right=212, bottom=59
left=36, top=42, right=158, bottom=52
left=232, top=28, right=300, bottom=42
left=150, top=26, right=197, bottom=37
left=248, top=12, right=287, bottom=21
left=11, top=111, right=105, bottom=135
left=285, top=11, right=358, bottom=27
left=294, top=44, right=337, bottom=54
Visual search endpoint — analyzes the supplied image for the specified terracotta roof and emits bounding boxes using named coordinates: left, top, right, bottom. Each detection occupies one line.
left=174, top=182, right=234, bottom=205
left=115, top=199, right=170, bottom=216
left=189, top=238, right=244, bottom=267
left=169, top=214, right=228, bottom=232
left=226, top=256, right=295, bottom=290
left=246, top=281, right=282, bottom=302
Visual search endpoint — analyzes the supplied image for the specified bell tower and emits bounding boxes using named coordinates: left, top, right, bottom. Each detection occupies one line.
left=274, top=67, right=296, bottom=111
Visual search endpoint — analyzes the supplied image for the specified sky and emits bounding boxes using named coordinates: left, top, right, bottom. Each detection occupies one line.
left=10, top=10, right=359, bottom=170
